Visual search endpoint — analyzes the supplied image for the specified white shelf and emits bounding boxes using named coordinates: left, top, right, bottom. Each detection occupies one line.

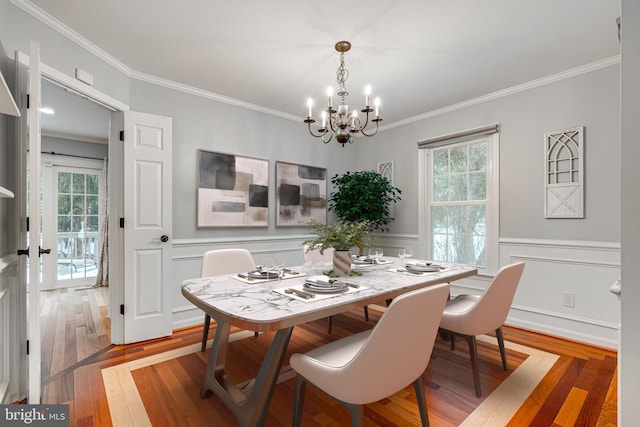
left=0, top=70, right=20, bottom=117
left=0, top=186, right=14, bottom=199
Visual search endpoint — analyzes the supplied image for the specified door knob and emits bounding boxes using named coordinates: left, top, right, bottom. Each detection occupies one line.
left=160, top=235, right=169, bottom=242
left=17, top=247, right=29, bottom=256
left=39, top=246, right=52, bottom=256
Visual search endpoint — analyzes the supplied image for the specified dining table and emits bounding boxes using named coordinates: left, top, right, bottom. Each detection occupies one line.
left=181, top=257, right=477, bottom=427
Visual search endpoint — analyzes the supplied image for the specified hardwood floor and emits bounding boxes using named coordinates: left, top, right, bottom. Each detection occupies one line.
left=39, top=287, right=617, bottom=426
left=40, top=285, right=111, bottom=404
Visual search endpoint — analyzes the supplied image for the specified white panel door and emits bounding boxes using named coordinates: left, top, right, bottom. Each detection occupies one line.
left=122, top=111, right=172, bottom=343
left=27, top=41, right=43, bottom=403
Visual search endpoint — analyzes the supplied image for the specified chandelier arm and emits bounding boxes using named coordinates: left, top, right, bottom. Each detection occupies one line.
left=306, top=121, right=329, bottom=138
left=359, top=120, right=380, bottom=137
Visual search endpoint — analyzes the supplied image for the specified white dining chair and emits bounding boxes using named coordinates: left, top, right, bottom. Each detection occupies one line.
left=290, top=283, right=450, bottom=427
left=199, top=248, right=257, bottom=352
left=438, top=262, right=525, bottom=397
left=303, top=244, right=369, bottom=333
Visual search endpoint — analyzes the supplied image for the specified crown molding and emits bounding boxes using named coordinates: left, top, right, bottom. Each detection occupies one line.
left=127, top=69, right=303, bottom=123
left=12, top=0, right=621, bottom=130
left=380, top=55, right=621, bottom=132
left=10, top=0, right=132, bottom=76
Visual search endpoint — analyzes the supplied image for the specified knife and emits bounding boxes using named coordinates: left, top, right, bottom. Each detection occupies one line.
left=237, top=273, right=256, bottom=280
left=285, top=288, right=315, bottom=299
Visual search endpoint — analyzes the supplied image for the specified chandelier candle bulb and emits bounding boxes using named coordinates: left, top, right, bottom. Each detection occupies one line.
left=365, top=85, right=371, bottom=107
left=307, top=98, right=313, bottom=118
left=327, top=87, right=333, bottom=107
left=374, top=97, right=380, bottom=118
left=321, top=111, right=327, bottom=129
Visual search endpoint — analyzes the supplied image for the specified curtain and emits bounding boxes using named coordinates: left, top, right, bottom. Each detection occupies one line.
left=94, top=157, right=109, bottom=287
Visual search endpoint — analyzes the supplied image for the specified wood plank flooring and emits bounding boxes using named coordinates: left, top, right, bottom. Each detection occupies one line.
left=40, top=286, right=111, bottom=404
left=38, top=287, right=617, bottom=426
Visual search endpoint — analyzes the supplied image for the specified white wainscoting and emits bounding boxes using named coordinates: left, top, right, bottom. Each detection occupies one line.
left=170, top=235, right=311, bottom=329
left=497, top=238, right=620, bottom=348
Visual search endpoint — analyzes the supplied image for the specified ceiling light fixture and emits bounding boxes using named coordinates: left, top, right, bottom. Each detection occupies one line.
left=304, top=41, right=381, bottom=146
left=40, top=107, right=55, bottom=115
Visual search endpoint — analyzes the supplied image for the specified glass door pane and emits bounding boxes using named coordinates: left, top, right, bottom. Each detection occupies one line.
left=56, top=169, right=100, bottom=282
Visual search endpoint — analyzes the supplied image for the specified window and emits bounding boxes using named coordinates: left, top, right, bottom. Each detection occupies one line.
left=56, top=170, right=101, bottom=281
left=418, top=126, right=499, bottom=274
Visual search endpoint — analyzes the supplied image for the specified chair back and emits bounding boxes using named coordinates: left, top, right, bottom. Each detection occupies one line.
left=303, top=244, right=334, bottom=267
left=306, top=283, right=449, bottom=404
left=201, top=248, right=256, bottom=277
left=456, top=262, right=525, bottom=335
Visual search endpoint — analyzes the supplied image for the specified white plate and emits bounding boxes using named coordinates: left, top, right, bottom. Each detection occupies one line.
left=303, top=282, right=348, bottom=293
left=247, top=270, right=279, bottom=279
left=405, top=264, right=441, bottom=273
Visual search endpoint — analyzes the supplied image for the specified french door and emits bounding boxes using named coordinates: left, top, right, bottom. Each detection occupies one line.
left=40, top=159, right=104, bottom=289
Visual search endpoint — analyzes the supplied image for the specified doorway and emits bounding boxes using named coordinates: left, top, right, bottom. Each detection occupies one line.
left=35, top=78, right=112, bottom=402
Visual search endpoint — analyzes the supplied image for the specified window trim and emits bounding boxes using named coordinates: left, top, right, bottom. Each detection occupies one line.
left=418, top=129, right=500, bottom=275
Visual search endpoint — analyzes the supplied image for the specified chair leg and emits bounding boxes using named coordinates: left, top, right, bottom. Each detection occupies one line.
left=254, top=331, right=259, bottom=338
left=344, top=402, right=364, bottom=427
left=328, top=316, right=333, bottom=334
left=466, top=335, right=482, bottom=397
left=413, top=376, right=430, bottom=427
left=363, top=305, right=369, bottom=322
left=201, top=314, right=211, bottom=352
left=496, top=327, right=509, bottom=370
left=292, top=376, right=307, bottom=427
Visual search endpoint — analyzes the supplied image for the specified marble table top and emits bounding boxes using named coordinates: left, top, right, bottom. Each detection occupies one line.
left=181, top=258, right=477, bottom=332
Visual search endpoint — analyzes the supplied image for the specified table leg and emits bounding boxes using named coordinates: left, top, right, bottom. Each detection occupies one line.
left=200, top=319, right=294, bottom=427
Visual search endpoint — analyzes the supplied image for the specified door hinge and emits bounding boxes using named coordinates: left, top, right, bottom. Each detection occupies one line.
left=119, top=130, right=124, bottom=141
left=119, top=218, right=124, bottom=228
left=26, top=216, right=29, bottom=232
left=26, top=340, right=29, bottom=355
left=26, top=94, right=29, bottom=109
left=120, top=304, right=124, bottom=315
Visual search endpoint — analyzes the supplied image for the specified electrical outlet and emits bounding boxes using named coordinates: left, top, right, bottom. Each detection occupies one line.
left=562, top=291, right=575, bottom=308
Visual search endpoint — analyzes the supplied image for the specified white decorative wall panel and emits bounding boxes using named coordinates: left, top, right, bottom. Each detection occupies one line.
left=544, top=127, right=584, bottom=218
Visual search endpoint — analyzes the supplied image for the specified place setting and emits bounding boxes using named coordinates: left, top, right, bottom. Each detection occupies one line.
left=387, top=248, right=448, bottom=276
left=350, top=248, right=394, bottom=270
left=234, top=257, right=306, bottom=284
left=274, top=275, right=367, bottom=302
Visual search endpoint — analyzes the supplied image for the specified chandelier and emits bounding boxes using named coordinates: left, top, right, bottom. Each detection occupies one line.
left=304, top=41, right=382, bottom=146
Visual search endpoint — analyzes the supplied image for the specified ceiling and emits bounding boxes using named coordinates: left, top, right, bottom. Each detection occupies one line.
left=29, top=0, right=620, bottom=138
left=41, top=78, right=111, bottom=143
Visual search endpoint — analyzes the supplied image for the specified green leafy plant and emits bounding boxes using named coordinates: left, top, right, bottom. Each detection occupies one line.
left=329, top=170, right=402, bottom=232
left=303, top=220, right=377, bottom=253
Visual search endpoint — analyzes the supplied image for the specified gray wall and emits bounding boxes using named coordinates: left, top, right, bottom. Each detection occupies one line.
left=129, top=79, right=359, bottom=239
left=358, top=64, right=621, bottom=243
left=42, top=136, right=108, bottom=160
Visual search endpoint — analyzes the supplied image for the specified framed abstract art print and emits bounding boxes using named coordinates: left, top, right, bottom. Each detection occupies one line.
left=197, top=149, right=269, bottom=227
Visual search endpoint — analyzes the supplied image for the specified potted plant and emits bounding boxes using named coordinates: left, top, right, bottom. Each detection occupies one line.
left=328, top=170, right=402, bottom=232
left=303, top=219, right=376, bottom=276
